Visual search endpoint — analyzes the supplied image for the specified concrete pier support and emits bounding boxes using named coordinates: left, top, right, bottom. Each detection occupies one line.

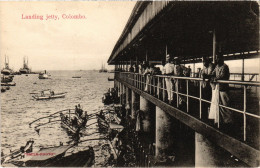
left=126, top=87, right=130, bottom=107
left=131, top=90, right=138, bottom=119
left=155, top=106, right=174, bottom=158
left=140, top=96, right=151, bottom=132
left=195, top=132, right=232, bottom=167
left=119, top=83, right=123, bottom=104
left=122, top=84, right=126, bottom=105
left=140, top=96, right=155, bottom=145
left=125, top=87, right=131, bottom=116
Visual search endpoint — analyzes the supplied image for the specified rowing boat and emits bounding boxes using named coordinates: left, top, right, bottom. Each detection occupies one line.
left=32, top=90, right=66, bottom=100
left=32, top=93, right=66, bottom=100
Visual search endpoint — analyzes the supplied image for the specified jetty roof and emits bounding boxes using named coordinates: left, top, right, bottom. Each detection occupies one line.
left=108, top=1, right=259, bottom=64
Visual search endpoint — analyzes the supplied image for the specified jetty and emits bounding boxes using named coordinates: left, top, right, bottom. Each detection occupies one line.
left=107, top=1, right=259, bottom=167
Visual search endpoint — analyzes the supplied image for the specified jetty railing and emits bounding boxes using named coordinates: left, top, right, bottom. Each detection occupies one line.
left=115, top=72, right=260, bottom=145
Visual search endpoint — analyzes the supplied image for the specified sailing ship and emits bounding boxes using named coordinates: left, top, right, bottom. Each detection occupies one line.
left=1, top=55, right=13, bottom=75
left=99, top=63, right=108, bottom=73
left=19, top=57, right=31, bottom=74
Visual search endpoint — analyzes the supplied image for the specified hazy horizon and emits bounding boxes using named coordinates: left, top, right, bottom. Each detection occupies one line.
left=0, top=1, right=136, bottom=71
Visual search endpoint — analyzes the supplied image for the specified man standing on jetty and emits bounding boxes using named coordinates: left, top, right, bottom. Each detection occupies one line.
left=201, top=57, right=215, bottom=119
left=163, top=54, right=175, bottom=104
left=210, top=53, right=233, bottom=126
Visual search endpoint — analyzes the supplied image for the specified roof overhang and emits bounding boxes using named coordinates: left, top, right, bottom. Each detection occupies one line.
left=108, top=1, right=259, bottom=65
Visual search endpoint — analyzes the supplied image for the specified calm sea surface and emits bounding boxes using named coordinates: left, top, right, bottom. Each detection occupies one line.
left=1, top=70, right=114, bottom=166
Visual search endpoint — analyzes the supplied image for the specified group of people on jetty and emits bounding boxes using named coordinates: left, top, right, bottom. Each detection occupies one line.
left=118, top=52, right=233, bottom=129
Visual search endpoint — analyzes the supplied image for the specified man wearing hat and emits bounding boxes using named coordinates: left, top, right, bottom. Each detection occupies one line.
left=163, top=54, right=175, bottom=104
left=209, top=52, right=233, bottom=125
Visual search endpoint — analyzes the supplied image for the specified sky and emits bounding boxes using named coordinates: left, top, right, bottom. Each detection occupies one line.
left=0, top=1, right=259, bottom=73
left=0, top=1, right=136, bottom=71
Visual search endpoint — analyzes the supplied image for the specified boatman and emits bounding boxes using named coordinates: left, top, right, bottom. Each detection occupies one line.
left=163, top=54, right=175, bottom=104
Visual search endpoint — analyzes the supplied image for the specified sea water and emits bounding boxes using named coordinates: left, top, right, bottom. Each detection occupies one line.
left=1, top=70, right=114, bottom=166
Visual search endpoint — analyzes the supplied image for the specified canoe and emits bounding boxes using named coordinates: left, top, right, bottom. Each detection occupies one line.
left=1, top=82, right=16, bottom=86
left=59, top=109, right=89, bottom=135
left=72, top=76, right=81, bottom=78
left=96, top=112, right=123, bottom=132
left=1, top=140, right=34, bottom=164
left=108, top=77, right=114, bottom=81
left=1, top=87, right=6, bottom=92
left=60, top=113, right=78, bottom=134
left=32, top=93, right=66, bottom=100
left=11, top=145, right=94, bottom=167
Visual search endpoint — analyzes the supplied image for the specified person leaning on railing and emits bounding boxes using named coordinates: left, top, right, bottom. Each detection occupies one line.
left=143, top=62, right=151, bottom=92
left=163, top=54, right=175, bottom=104
left=201, top=57, right=215, bottom=119
left=209, top=53, right=233, bottom=128
left=174, top=57, right=187, bottom=109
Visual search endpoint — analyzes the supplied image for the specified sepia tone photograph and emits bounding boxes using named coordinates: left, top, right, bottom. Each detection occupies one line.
left=0, top=1, right=259, bottom=167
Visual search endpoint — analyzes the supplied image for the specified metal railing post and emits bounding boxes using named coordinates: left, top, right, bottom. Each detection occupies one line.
left=243, top=85, right=247, bottom=141
left=187, top=80, right=189, bottom=113
left=138, top=74, right=140, bottom=89
left=150, top=75, right=152, bottom=94
left=199, top=81, right=202, bottom=119
left=217, top=83, right=220, bottom=128
left=158, top=76, right=160, bottom=99
left=153, top=76, right=155, bottom=95
left=177, top=78, right=179, bottom=108
left=163, top=77, right=165, bottom=101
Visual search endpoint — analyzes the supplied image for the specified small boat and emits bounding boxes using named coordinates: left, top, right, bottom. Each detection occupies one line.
left=8, top=145, right=94, bottom=167
left=1, top=139, right=34, bottom=164
left=1, top=82, right=16, bottom=86
left=29, top=105, right=90, bottom=134
left=96, top=110, right=123, bottom=133
left=32, top=90, right=66, bottom=100
left=6, top=86, right=10, bottom=90
left=1, top=87, right=6, bottom=92
left=72, top=76, right=81, bottom=78
left=102, top=88, right=119, bottom=105
left=108, top=77, right=114, bottom=81
left=1, top=74, right=14, bottom=83
left=39, top=70, right=50, bottom=79
left=59, top=107, right=89, bottom=134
